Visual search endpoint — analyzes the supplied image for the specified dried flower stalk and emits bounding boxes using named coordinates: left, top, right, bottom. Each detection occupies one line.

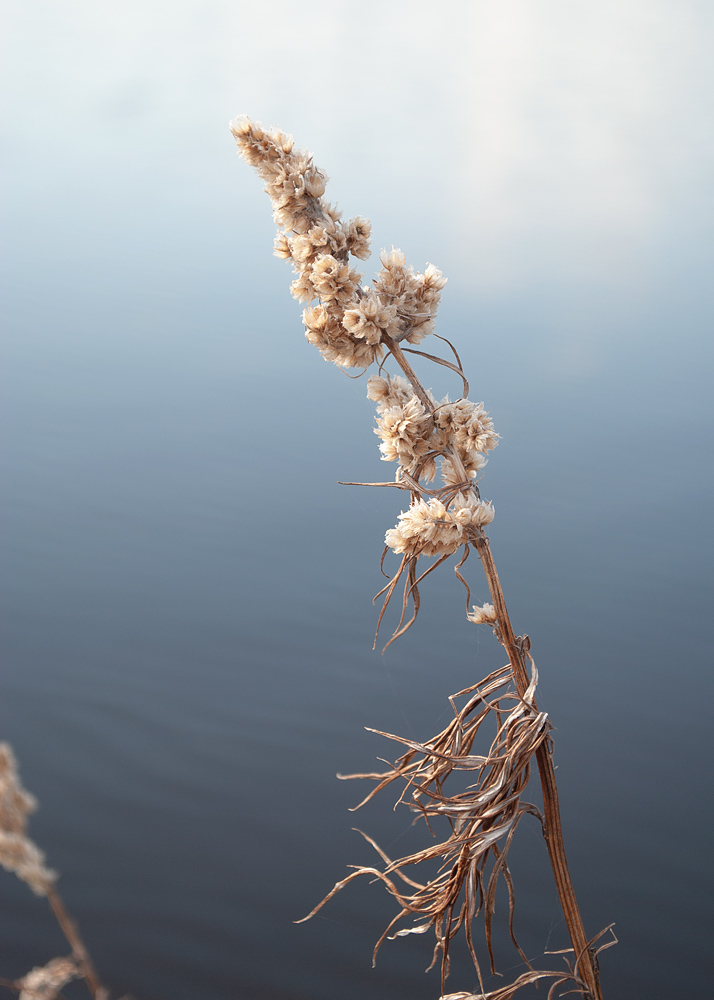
left=232, top=117, right=610, bottom=999
left=0, top=743, right=105, bottom=999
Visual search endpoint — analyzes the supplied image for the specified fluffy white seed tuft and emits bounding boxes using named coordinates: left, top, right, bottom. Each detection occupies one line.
left=18, top=956, right=78, bottom=1000
left=385, top=495, right=495, bottom=558
left=0, top=743, right=56, bottom=896
left=467, top=603, right=498, bottom=625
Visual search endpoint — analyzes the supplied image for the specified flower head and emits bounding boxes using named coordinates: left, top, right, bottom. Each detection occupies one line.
left=385, top=494, right=495, bottom=559
left=18, top=957, right=78, bottom=1000
left=232, top=117, right=449, bottom=370
left=467, top=603, right=498, bottom=625
left=0, top=744, right=56, bottom=896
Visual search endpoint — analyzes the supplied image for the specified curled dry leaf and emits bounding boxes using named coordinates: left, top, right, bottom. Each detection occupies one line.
left=297, top=657, right=590, bottom=998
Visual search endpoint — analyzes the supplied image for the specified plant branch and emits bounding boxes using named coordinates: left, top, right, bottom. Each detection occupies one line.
left=381, top=335, right=436, bottom=414
left=382, top=335, right=603, bottom=1000
left=46, top=886, right=104, bottom=999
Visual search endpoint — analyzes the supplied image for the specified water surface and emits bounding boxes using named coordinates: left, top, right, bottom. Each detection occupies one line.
left=2, top=3, right=712, bottom=998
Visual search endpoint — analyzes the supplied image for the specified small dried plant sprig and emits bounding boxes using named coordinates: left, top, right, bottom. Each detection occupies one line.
left=0, top=744, right=105, bottom=999
left=16, top=956, right=79, bottom=1000
left=0, top=744, right=55, bottom=897
left=233, top=117, right=607, bottom=1000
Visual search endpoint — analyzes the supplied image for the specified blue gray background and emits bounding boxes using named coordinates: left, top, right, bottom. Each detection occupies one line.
left=2, top=2, right=712, bottom=997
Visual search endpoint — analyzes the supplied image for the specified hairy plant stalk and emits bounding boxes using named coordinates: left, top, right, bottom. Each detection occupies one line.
left=232, top=115, right=609, bottom=999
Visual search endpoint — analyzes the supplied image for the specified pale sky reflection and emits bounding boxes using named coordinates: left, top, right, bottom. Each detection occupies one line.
left=3, top=1, right=711, bottom=296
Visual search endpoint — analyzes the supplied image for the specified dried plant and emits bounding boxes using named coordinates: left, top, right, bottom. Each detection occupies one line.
left=16, top=956, right=79, bottom=1000
left=233, top=117, right=614, bottom=1000
left=0, top=743, right=106, bottom=1000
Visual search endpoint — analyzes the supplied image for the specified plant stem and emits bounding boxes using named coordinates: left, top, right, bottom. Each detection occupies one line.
left=474, top=537, right=602, bottom=1000
left=46, top=885, right=104, bottom=998
left=382, top=334, right=603, bottom=1000
left=381, top=335, right=435, bottom=413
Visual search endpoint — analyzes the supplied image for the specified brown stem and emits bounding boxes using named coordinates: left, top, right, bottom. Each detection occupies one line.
left=381, top=335, right=436, bottom=414
left=382, top=335, right=603, bottom=1000
left=46, top=885, right=104, bottom=998
left=473, top=536, right=602, bottom=1000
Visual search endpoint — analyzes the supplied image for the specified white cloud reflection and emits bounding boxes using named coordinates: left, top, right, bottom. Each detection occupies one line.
left=4, top=0, right=712, bottom=292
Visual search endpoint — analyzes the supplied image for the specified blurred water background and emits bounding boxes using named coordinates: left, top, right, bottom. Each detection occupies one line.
left=1, top=1, right=712, bottom=997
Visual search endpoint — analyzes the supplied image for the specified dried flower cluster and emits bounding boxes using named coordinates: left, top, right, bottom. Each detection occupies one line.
left=385, top=495, right=495, bottom=559
left=367, top=374, right=498, bottom=487
left=366, top=372, right=499, bottom=563
left=0, top=743, right=55, bottom=896
left=231, top=116, right=446, bottom=370
left=1, top=742, right=106, bottom=998
left=231, top=117, right=500, bottom=627
left=467, top=603, right=498, bottom=626
left=18, top=956, right=78, bottom=1000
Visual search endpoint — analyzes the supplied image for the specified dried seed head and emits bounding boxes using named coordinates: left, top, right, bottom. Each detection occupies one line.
left=344, top=216, right=372, bottom=260
left=467, top=603, right=498, bottom=625
left=0, top=743, right=57, bottom=896
left=303, top=305, right=383, bottom=369
left=273, top=232, right=292, bottom=260
left=385, top=495, right=495, bottom=558
left=367, top=373, right=417, bottom=407
left=0, top=743, right=36, bottom=834
left=310, top=255, right=361, bottom=305
left=373, top=249, right=447, bottom=344
left=18, top=956, right=78, bottom=1000
left=434, top=399, right=499, bottom=455
left=0, top=831, right=56, bottom=895
left=343, top=291, right=400, bottom=345
left=232, top=117, right=447, bottom=370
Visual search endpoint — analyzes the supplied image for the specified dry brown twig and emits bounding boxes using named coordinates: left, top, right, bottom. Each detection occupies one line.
left=233, top=115, right=611, bottom=1000
left=0, top=744, right=106, bottom=1000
